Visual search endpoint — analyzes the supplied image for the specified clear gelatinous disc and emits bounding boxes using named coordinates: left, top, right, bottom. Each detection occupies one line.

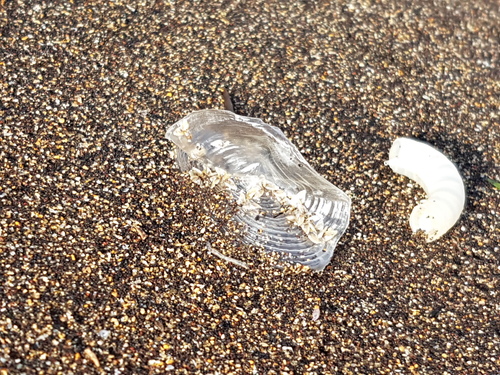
left=166, top=109, right=351, bottom=271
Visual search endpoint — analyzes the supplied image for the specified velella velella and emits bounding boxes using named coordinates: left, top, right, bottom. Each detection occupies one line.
left=166, top=109, right=351, bottom=271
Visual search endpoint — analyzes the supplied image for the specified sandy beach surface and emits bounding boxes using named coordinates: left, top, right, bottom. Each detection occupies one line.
left=1, top=0, right=499, bottom=373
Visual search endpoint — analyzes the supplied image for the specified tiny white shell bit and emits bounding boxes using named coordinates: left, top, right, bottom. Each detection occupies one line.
left=166, top=109, right=351, bottom=270
left=386, top=137, right=466, bottom=242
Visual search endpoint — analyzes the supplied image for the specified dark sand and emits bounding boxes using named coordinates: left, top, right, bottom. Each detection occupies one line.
left=0, top=0, right=499, bottom=374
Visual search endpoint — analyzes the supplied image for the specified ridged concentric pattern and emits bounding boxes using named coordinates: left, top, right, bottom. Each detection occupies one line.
left=166, top=109, right=351, bottom=270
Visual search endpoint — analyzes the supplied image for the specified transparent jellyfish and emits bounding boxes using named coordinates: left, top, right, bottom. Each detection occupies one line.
left=166, top=109, right=351, bottom=271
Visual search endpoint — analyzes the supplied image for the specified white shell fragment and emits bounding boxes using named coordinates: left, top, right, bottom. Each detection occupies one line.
left=386, top=137, right=466, bottom=242
left=166, top=109, right=351, bottom=270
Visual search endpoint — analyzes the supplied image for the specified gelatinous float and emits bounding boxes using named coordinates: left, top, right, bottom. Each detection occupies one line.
left=166, top=109, right=351, bottom=270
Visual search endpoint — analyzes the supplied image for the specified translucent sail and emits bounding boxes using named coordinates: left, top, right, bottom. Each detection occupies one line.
left=166, top=109, right=351, bottom=271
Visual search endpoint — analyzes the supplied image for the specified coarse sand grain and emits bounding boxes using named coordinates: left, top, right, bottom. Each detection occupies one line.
left=0, top=0, right=499, bottom=374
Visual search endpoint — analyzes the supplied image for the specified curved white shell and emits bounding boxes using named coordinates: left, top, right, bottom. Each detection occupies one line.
left=166, top=109, right=351, bottom=270
left=386, top=137, right=466, bottom=242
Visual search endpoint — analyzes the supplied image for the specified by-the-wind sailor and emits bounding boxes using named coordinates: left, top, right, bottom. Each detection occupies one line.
left=166, top=109, right=351, bottom=271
